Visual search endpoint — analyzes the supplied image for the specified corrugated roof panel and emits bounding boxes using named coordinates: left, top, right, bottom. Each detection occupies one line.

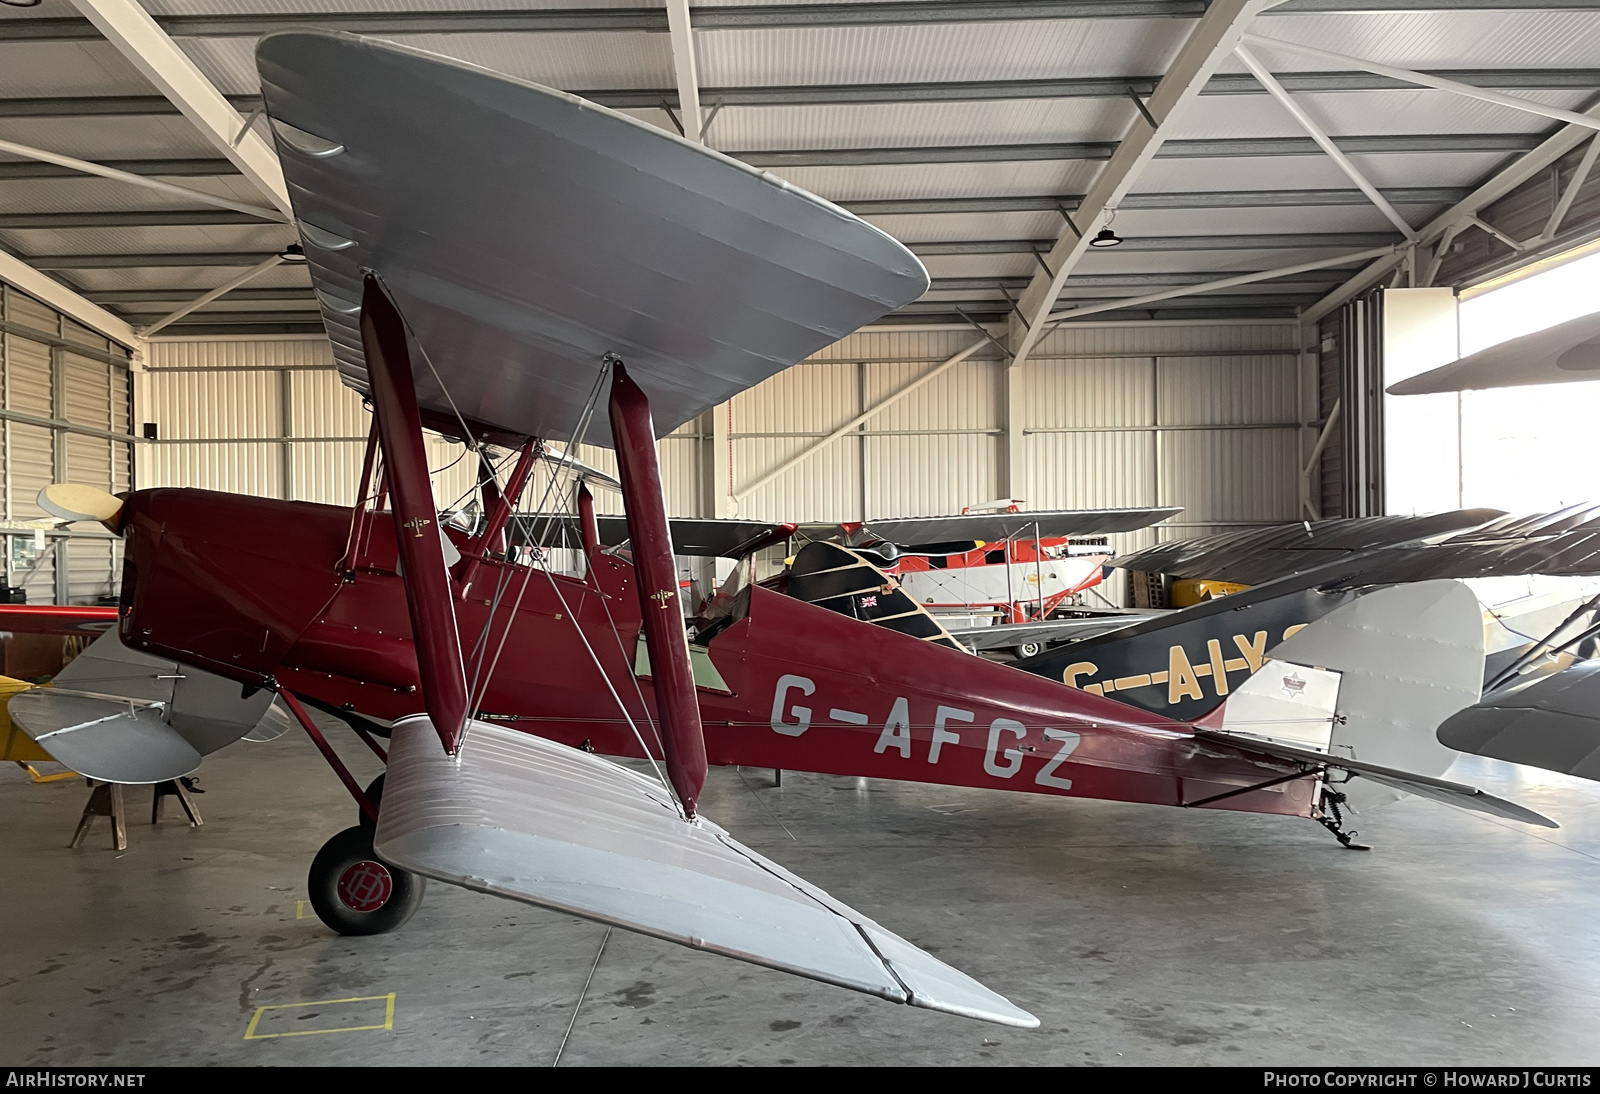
left=67, top=263, right=311, bottom=292
left=867, top=202, right=1445, bottom=244
left=0, top=42, right=154, bottom=97
left=0, top=115, right=227, bottom=160
left=1076, top=246, right=1366, bottom=275
left=0, top=223, right=293, bottom=258
left=173, top=38, right=264, bottom=96
left=142, top=0, right=643, bottom=13
left=1174, top=88, right=1586, bottom=141
left=764, top=160, right=1106, bottom=201
left=916, top=253, right=1043, bottom=280
left=710, top=98, right=1135, bottom=152
left=1107, top=204, right=1426, bottom=236
left=1236, top=11, right=1600, bottom=71
left=0, top=0, right=78, bottom=17
left=1131, top=150, right=1519, bottom=194
left=0, top=176, right=273, bottom=218
left=177, top=30, right=674, bottom=94
left=696, top=19, right=1190, bottom=87
left=861, top=211, right=1065, bottom=243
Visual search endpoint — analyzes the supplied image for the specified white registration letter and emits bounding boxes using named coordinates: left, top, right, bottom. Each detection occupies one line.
left=1034, top=728, right=1081, bottom=790
left=874, top=697, right=913, bottom=758
left=928, top=705, right=974, bottom=764
left=983, top=718, right=1027, bottom=778
left=770, top=674, right=815, bottom=737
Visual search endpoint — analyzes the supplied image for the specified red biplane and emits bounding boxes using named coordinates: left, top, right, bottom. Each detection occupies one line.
left=9, top=31, right=1558, bottom=1029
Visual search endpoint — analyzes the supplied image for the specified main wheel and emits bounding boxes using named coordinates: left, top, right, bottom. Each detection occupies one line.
left=306, top=825, right=425, bottom=936
left=1013, top=640, right=1043, bottom=659
left=357, top=773, right=385, bottom=830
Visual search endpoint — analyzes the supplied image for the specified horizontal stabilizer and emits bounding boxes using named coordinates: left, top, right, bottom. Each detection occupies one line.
left=8, top=630, right=288, bottom=781
left=1194, top=727, right=1557, bottom=828
left=9, top=693, right=200, bottom=784
left=374, top=716, right=1038, bottom=1028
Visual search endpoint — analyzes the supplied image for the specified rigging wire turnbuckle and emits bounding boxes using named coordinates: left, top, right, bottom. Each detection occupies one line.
left=1315, top=785, right=1371, bottom=851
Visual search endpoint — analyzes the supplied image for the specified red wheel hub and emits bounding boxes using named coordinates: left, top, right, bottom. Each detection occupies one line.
left=337, top=859, right=393, bottom=913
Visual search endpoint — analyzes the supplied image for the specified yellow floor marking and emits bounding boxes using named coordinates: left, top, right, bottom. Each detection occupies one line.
left=244, top=993, right=395, bottom=1040
left=295, top=900, right=306, bottom=919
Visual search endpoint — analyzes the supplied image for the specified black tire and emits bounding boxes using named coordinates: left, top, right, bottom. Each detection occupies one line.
left=1013, top=641, right=1043, bottom=659
left=357, top=773, right=385, bottom=830
left=306, top=825, right=425, bottom=936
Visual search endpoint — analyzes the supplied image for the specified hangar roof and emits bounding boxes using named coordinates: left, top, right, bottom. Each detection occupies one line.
left=4, top=0, right=1600, bottom=341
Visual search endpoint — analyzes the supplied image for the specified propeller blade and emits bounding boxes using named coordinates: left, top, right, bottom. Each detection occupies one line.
left=38, top=484, right=124, bottom=529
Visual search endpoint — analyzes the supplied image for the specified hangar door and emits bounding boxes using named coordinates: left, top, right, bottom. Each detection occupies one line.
left=0, top=284, right=134, bottom=605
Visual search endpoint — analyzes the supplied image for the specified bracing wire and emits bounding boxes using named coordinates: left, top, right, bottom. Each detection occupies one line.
left=534, top=562, right=673, bottom=802
left=468, top=370, right=605, bottom=713
left=363, top=289, right=678, bottom=802
left=463, top=359, right=683, bottom=802
left=376, top=271, right=480, bottom=456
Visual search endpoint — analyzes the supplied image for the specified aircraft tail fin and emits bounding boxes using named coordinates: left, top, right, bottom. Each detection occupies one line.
left=1195, top=580, right=1555, bottom=828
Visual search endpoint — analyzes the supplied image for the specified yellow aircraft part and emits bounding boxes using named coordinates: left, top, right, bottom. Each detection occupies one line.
left=0, top=674, right=74, bottom=781
left=1170, top=578, right=1251, bottom=608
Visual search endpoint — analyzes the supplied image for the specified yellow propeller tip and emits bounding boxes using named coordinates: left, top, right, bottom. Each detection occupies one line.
left=38, top=484, right=123, bottom=525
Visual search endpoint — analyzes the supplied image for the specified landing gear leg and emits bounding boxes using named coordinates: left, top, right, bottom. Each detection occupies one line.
left=357, top=773, right=385, bottom=831
left=306, top=825, right=426, bottom=935
left=1315, top=786, right=1370, bottom=851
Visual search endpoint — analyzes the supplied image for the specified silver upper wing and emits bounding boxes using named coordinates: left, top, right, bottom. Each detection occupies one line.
left=255, top=31, right=929, bottom=446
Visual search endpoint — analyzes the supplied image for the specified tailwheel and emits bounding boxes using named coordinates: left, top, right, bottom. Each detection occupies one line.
left=307, top=825, right=426, bottom=935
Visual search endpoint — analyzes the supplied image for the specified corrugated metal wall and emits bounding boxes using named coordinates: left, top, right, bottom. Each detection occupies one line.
left=731, top=321, right=1303, bottom=542
left=0, top=284, right=133, bottom=604
left=141, top=338, right=706, bottom=517
left=142, top=320, right=1304, bottom=604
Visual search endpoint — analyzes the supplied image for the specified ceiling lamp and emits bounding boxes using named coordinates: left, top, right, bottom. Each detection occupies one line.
left=1089, top=227, right=1122, bottom=249
left=279, top=243, right=308, bottom=263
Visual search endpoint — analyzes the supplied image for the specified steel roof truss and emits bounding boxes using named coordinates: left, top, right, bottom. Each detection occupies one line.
left=67, top=0, right=293, bottom=217
left=1234, top=44, right=1418, bottom=242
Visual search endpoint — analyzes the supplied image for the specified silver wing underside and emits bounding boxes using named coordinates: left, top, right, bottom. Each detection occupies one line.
left=8, top=630, right=287, bottom=783
left=374, top=716, right=1038, bottom=1028
left=256, top=31, right=929, bottom=446
left=850, top=507, right=1181, bottom=546
left=1388, top=309, right=1600, bottom=395
left=1439, top=661, right=1600, bottom=781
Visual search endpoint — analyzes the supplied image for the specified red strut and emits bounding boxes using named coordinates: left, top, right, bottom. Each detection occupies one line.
left=577, top=481, right=601, bottom=557
left=359, top=276, right=471, bottom=754
left=608, top=362, right=708, bottom=817
left=456, top=437, right=537, bottom=592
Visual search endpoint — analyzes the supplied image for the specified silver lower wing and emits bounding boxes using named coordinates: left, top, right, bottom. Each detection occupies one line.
left=374, top=716, right=1038, bottom=1028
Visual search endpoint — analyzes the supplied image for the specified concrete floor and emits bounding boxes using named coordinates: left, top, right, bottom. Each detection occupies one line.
left=3, top=722, right=1599, bottom=1067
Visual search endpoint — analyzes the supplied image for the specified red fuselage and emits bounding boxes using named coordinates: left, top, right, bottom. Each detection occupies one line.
left=116, top=488, right=1313, bottom=820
